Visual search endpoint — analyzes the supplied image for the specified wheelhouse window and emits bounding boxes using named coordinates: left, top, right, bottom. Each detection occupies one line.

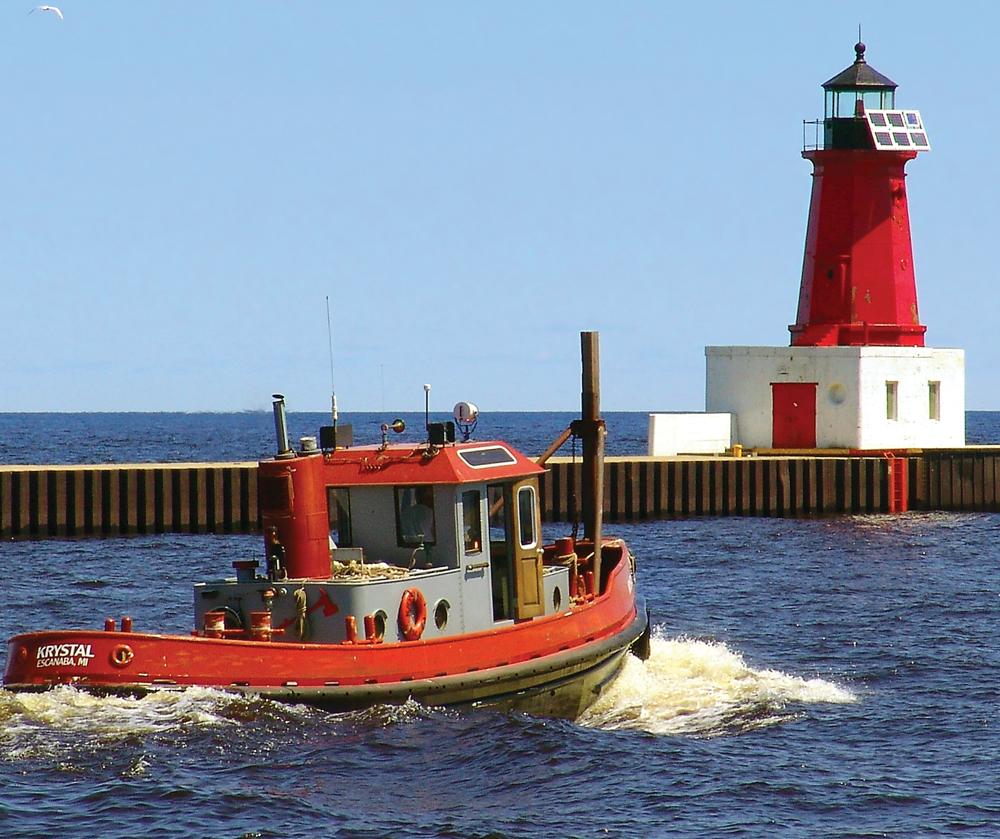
left=396, top=485, right=436, bottom=546
left=517, top=485, right=537, bottom=549
left=487, top=483, right=506, bottom=541
left=326, top=487, right=352, bottom=546
left=458, top=446, right=517, bottom=468
left=462, top=490, right=483, bottom=554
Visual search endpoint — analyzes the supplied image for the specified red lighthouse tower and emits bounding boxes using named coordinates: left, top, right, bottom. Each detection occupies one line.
left=790, top=41, right=930, bottom=348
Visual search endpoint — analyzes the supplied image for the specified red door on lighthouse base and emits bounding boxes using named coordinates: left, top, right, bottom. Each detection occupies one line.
left=771, top=383, right=817, bottom=448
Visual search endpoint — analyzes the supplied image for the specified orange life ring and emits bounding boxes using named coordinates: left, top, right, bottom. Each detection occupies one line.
left=109, top=644, right=134, bottom=668
left=397, top=588, right=427, bottom=641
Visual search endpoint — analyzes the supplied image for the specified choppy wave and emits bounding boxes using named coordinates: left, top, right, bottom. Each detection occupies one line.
left=3, top=684, right=249, bottom=731
left=0, top=685, right=314, bottom=764
left=577, top=633, right=856, bottom=736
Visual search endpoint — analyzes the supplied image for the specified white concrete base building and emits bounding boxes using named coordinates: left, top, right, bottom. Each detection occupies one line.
left=704, top=346, right=965, bottom=450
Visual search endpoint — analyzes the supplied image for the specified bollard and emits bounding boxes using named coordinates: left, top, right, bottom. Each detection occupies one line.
left=345, top=615, right=358, bottom=644
left=204, top=610, right=226, bottom=638
left=249, top=611, right=272, bottom=641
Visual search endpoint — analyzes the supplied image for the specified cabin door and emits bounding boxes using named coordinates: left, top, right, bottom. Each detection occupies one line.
left=487, top=479, right=545, bottom=621
left=487, top=483, right=515, bottom=621
left=511, top=478, right=544, bottom=619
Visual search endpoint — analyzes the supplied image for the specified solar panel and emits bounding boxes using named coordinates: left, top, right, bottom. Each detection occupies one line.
left=864, top=110, right=930, bottom=151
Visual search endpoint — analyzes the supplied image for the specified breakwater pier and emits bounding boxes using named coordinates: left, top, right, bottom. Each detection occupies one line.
left=0, top=463, right=258, bottom=539
left=544, top=450, right=1000, bottom=520
left=2, top=448, right=999, bottom=540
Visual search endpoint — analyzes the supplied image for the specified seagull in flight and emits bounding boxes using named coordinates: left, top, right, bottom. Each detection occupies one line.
left=29, top=5, right=64, bottom=18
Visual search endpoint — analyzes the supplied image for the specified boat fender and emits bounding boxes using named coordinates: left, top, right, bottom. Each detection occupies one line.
left=109, top=644, right=134, bottom=668
left=293, top=587, right=309, bottom=641
left=630, top=605, right=652, bottom=662
left=398, top=588, right=427, bottom=641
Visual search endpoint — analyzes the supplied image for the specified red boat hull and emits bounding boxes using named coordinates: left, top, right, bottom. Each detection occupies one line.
left=4, top=553, right=647, bottom=717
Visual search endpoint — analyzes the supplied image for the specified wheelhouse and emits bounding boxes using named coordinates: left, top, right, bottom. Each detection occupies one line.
left=204, top=430, right=566, bottom=646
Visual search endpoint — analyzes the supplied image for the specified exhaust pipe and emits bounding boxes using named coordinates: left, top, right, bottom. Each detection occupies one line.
left=272, top=394, right=292, bottom=456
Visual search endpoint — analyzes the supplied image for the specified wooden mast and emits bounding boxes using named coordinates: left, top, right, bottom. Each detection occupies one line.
left=579, top=331, right=605, bottom=592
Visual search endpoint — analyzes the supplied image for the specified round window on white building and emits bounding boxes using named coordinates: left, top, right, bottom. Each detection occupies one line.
left=828, top=383, right=848, bottom=405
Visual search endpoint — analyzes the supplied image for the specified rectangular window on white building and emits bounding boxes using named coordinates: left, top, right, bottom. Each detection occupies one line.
left=929, top=381, right=941, bottom=421
left=886, top=381, right=898, bottom=421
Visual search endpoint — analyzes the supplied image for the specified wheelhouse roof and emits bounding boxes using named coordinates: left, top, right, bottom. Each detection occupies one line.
left=278, top=441, right=545, bottom=487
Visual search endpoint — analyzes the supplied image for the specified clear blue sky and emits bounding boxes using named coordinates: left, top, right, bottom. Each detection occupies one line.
left=3, top=1, right=997, bottom=413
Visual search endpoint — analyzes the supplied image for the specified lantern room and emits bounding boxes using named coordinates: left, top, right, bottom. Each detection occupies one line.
left=821, top=41, right=897, bottom=149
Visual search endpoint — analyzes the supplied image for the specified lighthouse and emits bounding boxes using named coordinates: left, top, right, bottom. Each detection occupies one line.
left=697, top=42, right=965, bottom=451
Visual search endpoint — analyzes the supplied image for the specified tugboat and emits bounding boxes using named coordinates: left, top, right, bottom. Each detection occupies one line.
left=4, top=334, right=648, bottom=718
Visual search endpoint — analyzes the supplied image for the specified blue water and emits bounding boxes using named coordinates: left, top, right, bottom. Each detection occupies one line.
left=2, top=413, right=1000, bottom=838
left=0, top=411, right=650, bottom=465
left=1, top=410, right=995, bottom=465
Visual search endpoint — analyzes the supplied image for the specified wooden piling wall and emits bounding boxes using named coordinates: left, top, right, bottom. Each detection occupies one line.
left=2, top=449, right=999, bottom=539
left=540, top=450, right=1000, bottom=521
left=0, top=463, right=258, bottom=539
left=541, top=456, right=880, bottom=521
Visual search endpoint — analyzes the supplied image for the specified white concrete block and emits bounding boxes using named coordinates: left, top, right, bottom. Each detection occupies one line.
left=648, top=413, right=734, bottom=456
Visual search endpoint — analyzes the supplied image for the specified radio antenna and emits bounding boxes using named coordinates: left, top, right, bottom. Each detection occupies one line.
left=326, top=296, right=338, bottom=428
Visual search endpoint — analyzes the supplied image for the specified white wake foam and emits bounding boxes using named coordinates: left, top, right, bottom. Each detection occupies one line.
left=577, top=634, right=856, bottom=736
left=0, top=685, right=286, bottom=763
left=2, top=684, right=232, bottom=735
